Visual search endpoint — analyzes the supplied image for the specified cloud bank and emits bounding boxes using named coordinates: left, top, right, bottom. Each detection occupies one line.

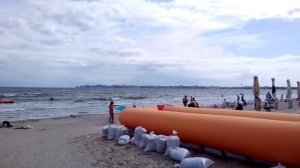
left=0, top=0, right=300, bottom=87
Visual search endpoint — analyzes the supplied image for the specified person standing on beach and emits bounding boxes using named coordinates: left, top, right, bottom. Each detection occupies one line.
left=240, top=93, right=247, bottom=106
left=182, top=95, right=188, bottom=106
left=109, top=101, right=114, bottom=123
left=266, top=92, right=272, bottom=105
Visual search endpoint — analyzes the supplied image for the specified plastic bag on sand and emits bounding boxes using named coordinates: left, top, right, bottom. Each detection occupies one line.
left=102, top=125, right=109, bottom=137
left=179, top=157, right=214, bottom=168
left=133, top=126, right=147, bottom=146
left=133, top=126, right=141, bottom=145
left=107, top=125, right=119, bottom=140
left=130, top=137, right=135, bottom=144
left=115, top=125, right=128, bottom=141
left=164, top=133, right=180, bottom=156
left=118, top=135, right=130, bottom=145
left=144, top=134, right=158, bottom=152
left=139, top=134, right=151, bottom=148
left=156, top=135, right=168, bottom=153
left=170, top=147, right=191, bottom=161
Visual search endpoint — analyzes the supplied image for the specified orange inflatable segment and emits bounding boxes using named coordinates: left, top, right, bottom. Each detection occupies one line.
left=0, top=99, right=14, bottom=104
left=119, top=108, right=300, bottom=167
left=162, top=105, right=300, bottom=122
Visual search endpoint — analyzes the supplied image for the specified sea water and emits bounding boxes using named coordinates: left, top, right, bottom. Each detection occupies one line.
left=0, top=87, right=296, bottom=121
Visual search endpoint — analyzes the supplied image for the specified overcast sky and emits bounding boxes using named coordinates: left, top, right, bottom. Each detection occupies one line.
left=1, top=0, right=300, bottom=87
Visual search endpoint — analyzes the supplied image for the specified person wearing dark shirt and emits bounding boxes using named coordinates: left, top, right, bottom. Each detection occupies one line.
left=182, top=95, right=188, bottom=106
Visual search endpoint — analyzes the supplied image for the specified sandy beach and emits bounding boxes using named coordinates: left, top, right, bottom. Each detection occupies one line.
left=1, top=101, right=300, bottom=168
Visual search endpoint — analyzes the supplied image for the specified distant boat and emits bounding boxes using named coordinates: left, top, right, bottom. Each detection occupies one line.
left=0, top=99, right=14, bottom=104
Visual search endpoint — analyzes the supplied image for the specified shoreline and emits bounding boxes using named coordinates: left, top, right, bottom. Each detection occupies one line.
left=10, top=113, right=107, bottom=123
left=3, top=99, right=300, bottom=123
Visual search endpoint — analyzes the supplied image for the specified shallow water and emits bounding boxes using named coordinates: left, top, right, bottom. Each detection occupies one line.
left=0, top=87, right=296, bottom=121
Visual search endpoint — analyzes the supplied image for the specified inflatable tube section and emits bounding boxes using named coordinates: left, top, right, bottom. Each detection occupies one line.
left=0, top=99, right=14, bottom=104
left=162, top=105, right=300, bottom=122
left=119, top=108, right=300, bottom=167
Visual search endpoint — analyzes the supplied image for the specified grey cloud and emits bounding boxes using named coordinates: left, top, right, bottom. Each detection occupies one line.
left=29, top=22, right=57, bottom=36
left=133, top=64, right=158, bottom=72
left=39, top=39, right=63, bottom=46
left=0, top=17, right=25, bottom=29
left=49, top=11, right=94, bottom=32
left=133, top=63, right=171, bottom=71
left=90, top=47, right=142, bottom=57
left=0, top=60, right=8, bottom=69
left=288, top=8, right=300, bottom=15
left=70, top=0, right=101, bottom=2
left=146, top=0, right=175, bottom=3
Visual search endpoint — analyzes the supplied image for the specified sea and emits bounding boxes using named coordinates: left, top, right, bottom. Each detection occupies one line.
left=0, top=87, right=297, bottom=121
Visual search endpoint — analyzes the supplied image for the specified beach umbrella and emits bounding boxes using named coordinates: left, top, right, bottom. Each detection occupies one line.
left=286, top=79, right=292, bottom=108
left=253, top=76, right=260, bottom=96
left=286, top=79, right=292, bottom=99
left=253, top=76, right=260, bottom=111
left=271, top=78, right=277, bottom=99
left=297, top=81, right=300, bottom=100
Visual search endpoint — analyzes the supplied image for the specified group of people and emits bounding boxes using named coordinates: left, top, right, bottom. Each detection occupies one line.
left=221, top=99, right=237, bottom=108
left=210, top=93, right=249, bottom=110
left=254, top=91, right=280, bottom=111
left=182, top=95, right=199, bottom=107
left=264, top=92, right=278, bottom=110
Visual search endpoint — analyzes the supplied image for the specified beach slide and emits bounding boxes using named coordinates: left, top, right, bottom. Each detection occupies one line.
left=119, top=107, right=300, bottom=167
left=161, top=105, right=300, bottom=122
left=0, top=99, right=14, bottom=104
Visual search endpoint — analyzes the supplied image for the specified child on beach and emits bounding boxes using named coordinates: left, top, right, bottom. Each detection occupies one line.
left=109, top=101, right=114, bottom=123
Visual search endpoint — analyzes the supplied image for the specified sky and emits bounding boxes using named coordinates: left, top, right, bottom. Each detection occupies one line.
left=0, top=0, right=300, bottom=87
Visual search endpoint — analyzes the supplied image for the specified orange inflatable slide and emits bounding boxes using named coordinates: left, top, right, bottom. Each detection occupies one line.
left=119, top=107, right=300, bottom=167
left=0, top=99, right=14, bottom=104
left=162, top=105, right=300, bottom=122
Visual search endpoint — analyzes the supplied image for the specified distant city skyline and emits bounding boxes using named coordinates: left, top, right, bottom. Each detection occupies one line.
left=75, top=83, right=298, bottom=89
left=1, top=0, right=300, bottom=87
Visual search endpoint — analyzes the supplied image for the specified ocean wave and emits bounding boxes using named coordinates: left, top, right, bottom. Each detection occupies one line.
left=87, top=97, right=109, bottom=101
left=0, top=93, right=18, bottom=98
left=74, top=99, right=86, bottom=102
left=0, top=107, right=26, bottom=112
left=123, top=96, right=148, bottom=100
left=24, top=92, right=50, bottom=97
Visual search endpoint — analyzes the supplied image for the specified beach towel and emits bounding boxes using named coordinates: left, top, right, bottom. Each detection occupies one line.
left=116, top=105, right=127, bottom=111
